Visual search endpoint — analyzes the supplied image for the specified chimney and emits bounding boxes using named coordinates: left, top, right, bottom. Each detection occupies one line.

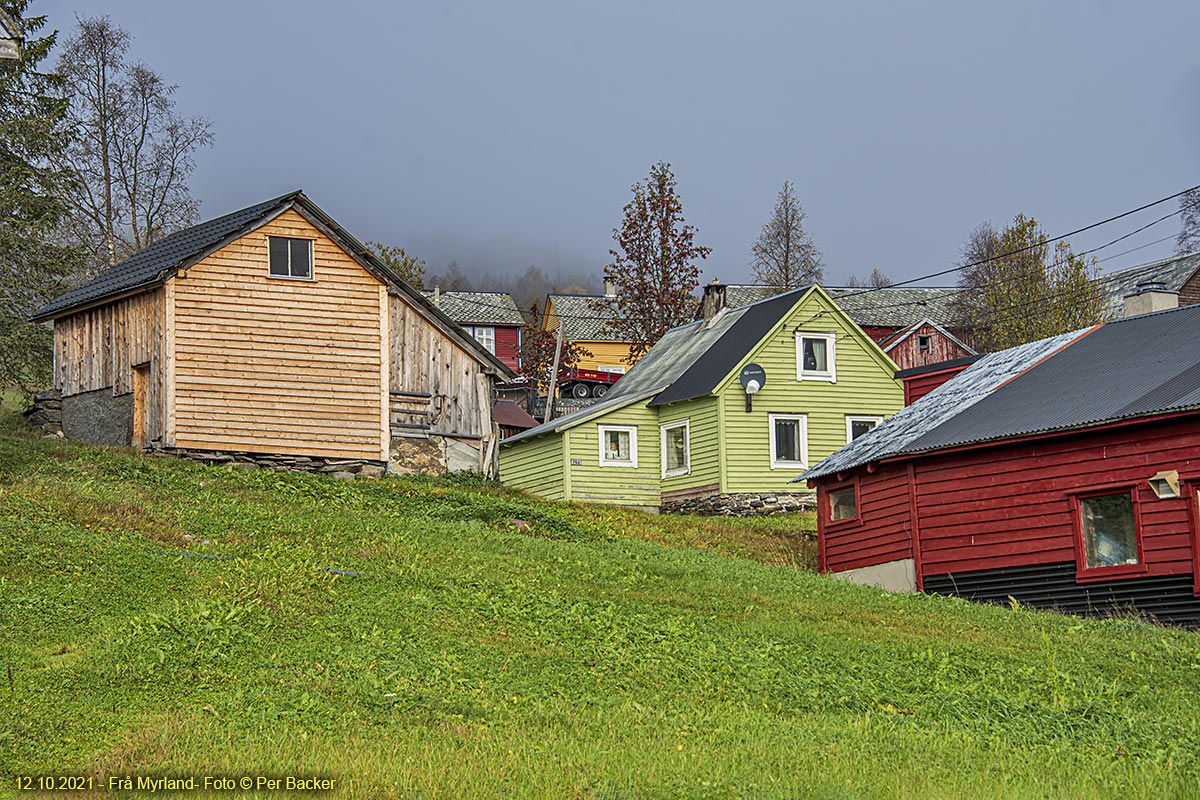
left=433, top=284, right=440, bottom=305
left=701, top=279, right=727, bottom=324
left=604, top=279, right=616, bottom=297
left=1124, top=280, right=1177, bottom=318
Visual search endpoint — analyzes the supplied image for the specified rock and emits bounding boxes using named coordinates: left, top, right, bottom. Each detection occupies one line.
left=331, top=471, right=356, bottom=481
left=358, top=464, right=385, bottom=479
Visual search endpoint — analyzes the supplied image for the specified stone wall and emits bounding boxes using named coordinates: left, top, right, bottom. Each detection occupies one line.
left=389, top=433, right=484, bottom=476
left=661, top=491, right=817, bottom=517
left=62, top=386, right=133, bottom=446
left=163, top=448, right=387, bottom=479
left=22, top=389, right=63, bottom=435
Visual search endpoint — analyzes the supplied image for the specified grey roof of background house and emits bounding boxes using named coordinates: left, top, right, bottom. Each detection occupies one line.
left=504, top=287, right=811, bottom=443
left=32, top=191, right=300, bottom=320
left=1096, top=252, right=1200, bottom=319
left=799, top=327, right=1089, bottom=480
left=423, top=291, right=526, bottom=326
left=724, top=285, right=964, bottom=330
left=546, top=294, right=621, bottom=340
left=802, top=302, right=1200, bottom=481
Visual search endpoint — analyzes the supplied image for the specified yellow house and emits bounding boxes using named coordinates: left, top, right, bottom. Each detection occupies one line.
left=542, top=293, right=638, bottom=373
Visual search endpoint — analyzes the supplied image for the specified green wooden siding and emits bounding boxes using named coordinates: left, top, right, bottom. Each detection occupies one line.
left=716, top=289, right=903, bottom=494
left=564, top=402, right=660, bottom=508
left=498, top=433, right=565, bottom=501
left=658, top=396, right=720, bottom=494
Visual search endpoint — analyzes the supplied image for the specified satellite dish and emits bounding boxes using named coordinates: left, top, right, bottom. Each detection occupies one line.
left=740, top=364, right=766, bottom=394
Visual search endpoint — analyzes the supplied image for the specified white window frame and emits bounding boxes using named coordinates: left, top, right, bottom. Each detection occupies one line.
left=768, top=413, right=809, bottom=470
left=597, top=424, right=638, bottom=468
left=660, top=418, right=690, bottom=478
left=796, top=332, right=837, bottom=382
left=465, top=325, right=496, bottom=354
left=267, top=236, right=314, bottom=280
left=845, top=415, right=884, bottom=442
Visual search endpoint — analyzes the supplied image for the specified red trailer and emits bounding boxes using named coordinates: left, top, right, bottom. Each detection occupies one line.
left=557, top=367, right=624, bottom=399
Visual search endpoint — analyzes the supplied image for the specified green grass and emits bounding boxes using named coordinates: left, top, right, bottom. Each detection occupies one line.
left=1, top=413, right=1199, bottom=799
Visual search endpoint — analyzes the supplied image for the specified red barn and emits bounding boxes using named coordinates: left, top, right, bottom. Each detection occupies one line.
left=425, top=290, right=525, bottom=372
left=801, top=299, right=1200, bottom=625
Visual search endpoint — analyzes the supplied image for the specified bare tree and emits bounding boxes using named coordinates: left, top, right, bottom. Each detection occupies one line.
left=57, top=15, right=212, bottom=272
left=1177, top=188, right=1200, bottom=256
left=751, top=181, right=822, bottom=290
left=844, top=268, right=892, bottom=288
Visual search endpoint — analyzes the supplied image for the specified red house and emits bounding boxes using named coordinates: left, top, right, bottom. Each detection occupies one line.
left=801, top=295, right=1200, bottom=625
left=425, top=290, right=525, bottom=372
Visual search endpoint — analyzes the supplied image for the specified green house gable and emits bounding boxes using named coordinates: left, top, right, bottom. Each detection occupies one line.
left=499, top=286, right=904, bottom=510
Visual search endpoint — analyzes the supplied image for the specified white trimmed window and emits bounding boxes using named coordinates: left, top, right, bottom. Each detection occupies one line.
left=660, top=419, right=690, bottom=478
left=769, top=413, right=808, bottom=469
left=796, top=332, right=836, bottom=382
left=464, top=325, right=496, bottom=354
left=268, top=236, right=313, bottom=279
left=846, top=415, right=884, bottom=442
left=598, top=425, right=638, bottom=468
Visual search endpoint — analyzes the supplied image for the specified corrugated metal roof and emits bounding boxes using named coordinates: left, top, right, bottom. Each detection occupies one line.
left=32, top=191, right=300, bottom=320
left=1096, top=251, right=1200, bottom=319
left=802, top=302, right=1200, bottom=481
left=724, top=285, right=964, bottom=329
left=547, top=294, right=622, bottom=340
left=424, top=291, right=526, bottom=326
left=799, top=328, right=1088, bottom=480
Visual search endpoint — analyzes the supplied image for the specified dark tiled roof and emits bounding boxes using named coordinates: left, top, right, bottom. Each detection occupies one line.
left=802, top=302, right=1200, bottom=481
left=423, top=291, right=526, bottom=326
left=32, top=191, right=301, bottom=320
left=1096, top=252, right=1200, bottom=319
left=724, top=285, right=964, bottom=329
left=546, top=294, right=621, bottom=340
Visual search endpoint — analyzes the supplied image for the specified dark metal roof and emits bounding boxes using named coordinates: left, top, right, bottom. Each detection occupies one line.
left=907, top=303, right=1200, bottom=453
left=802, top=302, right=1200, bottom=481
left=492, top=399, right=539, bottom=429
left=893, top=354, right=982, bottom=380
left=648, top=289, right=806, bottom=406
left=32, top=191, right=301, bottom=320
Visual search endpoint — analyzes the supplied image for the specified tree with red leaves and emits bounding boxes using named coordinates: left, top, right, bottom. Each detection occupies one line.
left=517, top=303, right=590, bottom=396
left=598, top=162, right=711, bottom=362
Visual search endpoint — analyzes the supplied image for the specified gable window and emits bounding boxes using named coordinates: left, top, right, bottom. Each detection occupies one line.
left=846, top=415, right=884, bottom=442
left=769, top=413, right=808, bottom=469
left=660, top=419, right=690, bottom=478
left=796, top=332, right=836, bottom=382
left=1078, top=492, right=1139, bottom=570
left=598, top=425, right=637, bottom=468
left=829, top=485, right=857, bottom=522
left=268, top=236, right=313, bottom=279
left=463, top=325, right=496, bottom=354
left=917, top=334, right=933, bottom=353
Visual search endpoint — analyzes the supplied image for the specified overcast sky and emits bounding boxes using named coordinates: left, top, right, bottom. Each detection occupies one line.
left=33, top=0, right=1200, bottom=287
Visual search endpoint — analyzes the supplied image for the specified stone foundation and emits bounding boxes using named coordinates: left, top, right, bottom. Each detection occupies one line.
left=162, top=448, right=387, bottom=478
left=662, top=491, right=817, bottom=517
left=22, top=389, right=63, bottom=435
left=389, top=433, right=485, bottom=476
left=62, top=386, right=133, bottom=446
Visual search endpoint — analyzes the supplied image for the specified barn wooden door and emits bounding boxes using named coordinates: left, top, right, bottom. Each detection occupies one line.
left=132, top=364, right=150, bottom=448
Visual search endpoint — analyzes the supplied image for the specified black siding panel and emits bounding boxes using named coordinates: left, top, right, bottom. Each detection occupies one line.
left=924, top=562, right=1200, bottom=627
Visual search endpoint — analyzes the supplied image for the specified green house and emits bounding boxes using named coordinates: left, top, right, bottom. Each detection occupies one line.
left=499, top=284, right=904, bottom=512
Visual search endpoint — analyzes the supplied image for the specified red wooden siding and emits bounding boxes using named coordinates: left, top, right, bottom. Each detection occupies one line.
left=860, top=326, right=897, bottom=343
left=493, top=325, right=520, bottom=371
left=886, top=324, right=973, bottom=371
left=818, top=463, right=913, bottom=574
left=903, top=362, right=974, bottom=405
left=911, top=416, right=1200, bottom=580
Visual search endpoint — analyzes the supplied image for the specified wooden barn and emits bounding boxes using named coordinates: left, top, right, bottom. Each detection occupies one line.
left=800, top=295, right=1200, bottom=625
left=31, top=191, right=514, bottom=475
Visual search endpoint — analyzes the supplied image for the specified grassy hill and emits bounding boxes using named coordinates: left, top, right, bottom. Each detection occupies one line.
left=2, top=409, right=1200, bottom=799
